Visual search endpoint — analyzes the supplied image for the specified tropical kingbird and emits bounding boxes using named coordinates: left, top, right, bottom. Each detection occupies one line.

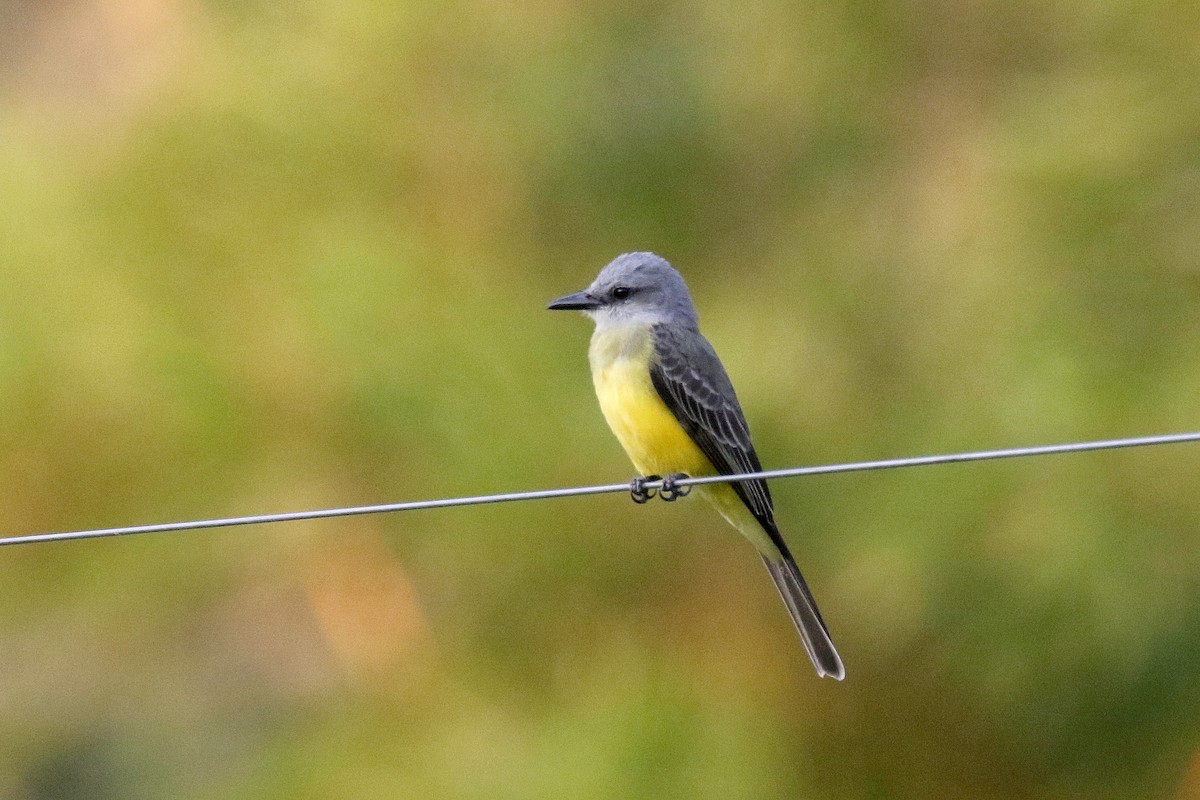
left=548, top=252, right=844, bottom=680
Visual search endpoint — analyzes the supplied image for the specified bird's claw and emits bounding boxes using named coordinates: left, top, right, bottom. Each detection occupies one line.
left=630, top=473, right=691, bottom=503
left=659, top=472, right=691, bottom=501
left=630, top=475, right=659, bottom=504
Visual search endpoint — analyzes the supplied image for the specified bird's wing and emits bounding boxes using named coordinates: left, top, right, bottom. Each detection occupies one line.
left=650, top=324, right=842, bottom=677
left=652, top=323, right=840, bottom=676
left=648, top=323, right=778, bottom=538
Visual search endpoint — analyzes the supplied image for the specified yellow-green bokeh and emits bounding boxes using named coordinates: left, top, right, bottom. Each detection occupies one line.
left=2, top=2, right=1200, bottom=798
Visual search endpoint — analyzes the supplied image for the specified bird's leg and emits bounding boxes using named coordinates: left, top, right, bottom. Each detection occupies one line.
left=658, top=472, right=692, bottom=501
left=630, top=475, right=660, bottom=504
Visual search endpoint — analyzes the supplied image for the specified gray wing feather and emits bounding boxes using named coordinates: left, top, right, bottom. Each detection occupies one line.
left=647, top=324, right=777, bottom=538
left=649, top=324, right=845, bottom=680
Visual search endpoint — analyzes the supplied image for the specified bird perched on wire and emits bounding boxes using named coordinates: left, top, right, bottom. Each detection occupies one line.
left=548, top=252, right=843, bottom=680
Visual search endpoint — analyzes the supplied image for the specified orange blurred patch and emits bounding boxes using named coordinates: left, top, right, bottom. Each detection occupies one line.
left=1178, top=747, right=1200, bottom=800
left=299, top=528, right=435, bottom=684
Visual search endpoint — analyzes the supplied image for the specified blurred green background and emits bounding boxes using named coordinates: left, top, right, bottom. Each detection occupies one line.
left=2, top=1, right=1200, bottom=797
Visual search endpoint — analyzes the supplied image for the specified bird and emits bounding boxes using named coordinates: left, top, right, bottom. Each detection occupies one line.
left=547, top=252, right=843, bottom=680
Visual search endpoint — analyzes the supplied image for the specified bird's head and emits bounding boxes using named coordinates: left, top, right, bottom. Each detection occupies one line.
left=547, top=252, right=699, bottom=330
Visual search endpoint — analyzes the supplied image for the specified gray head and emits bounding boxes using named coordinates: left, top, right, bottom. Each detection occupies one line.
left=547, top=252, right=699, bottom=330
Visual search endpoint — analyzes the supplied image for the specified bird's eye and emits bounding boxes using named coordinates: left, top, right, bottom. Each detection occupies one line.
left=612, top=286, right=632, bottom=300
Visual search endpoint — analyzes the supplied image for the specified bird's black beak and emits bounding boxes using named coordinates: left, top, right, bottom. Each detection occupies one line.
left=547, top=290, right=601, bottom=311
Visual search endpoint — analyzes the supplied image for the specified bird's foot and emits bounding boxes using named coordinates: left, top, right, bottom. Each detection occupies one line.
left=630, top=475, right=660, bottom=504
left=659, top=472, right=691, bottom=501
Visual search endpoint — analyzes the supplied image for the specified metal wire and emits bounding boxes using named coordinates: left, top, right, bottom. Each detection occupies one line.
left=2, top=431, right=1198, bottom=547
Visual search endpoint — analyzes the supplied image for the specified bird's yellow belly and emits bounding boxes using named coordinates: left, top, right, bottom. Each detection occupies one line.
left=588, top=324, right=773, bottom=554
left=589, top=329, right=714, bottom=478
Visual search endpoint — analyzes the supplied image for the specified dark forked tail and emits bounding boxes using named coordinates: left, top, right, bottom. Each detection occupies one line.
left=762, top=555, right=845, bottom=680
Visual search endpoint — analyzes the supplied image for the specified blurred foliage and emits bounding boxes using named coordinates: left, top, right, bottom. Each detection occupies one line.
left=2, top=0, right=1200, bottom=797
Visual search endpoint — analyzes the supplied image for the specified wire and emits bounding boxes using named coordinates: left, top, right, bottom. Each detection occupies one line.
left=2, top=431, right=1198, bottom=548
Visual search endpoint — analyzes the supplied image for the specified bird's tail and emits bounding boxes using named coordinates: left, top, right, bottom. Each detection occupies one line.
left=762, top=555, right=845, bottom=680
